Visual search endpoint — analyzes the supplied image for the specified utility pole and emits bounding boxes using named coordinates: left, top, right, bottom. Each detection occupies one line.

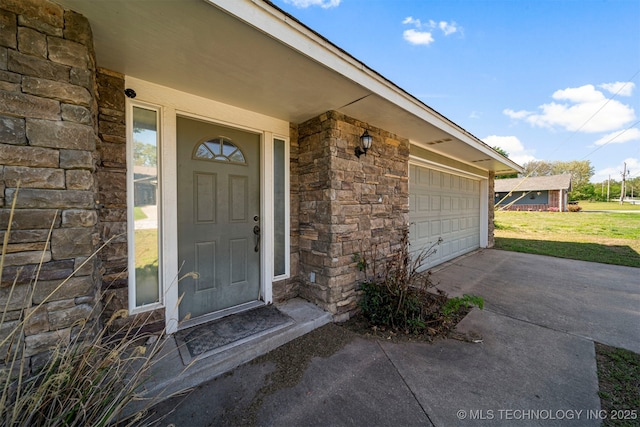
left=607, top=175, right=610, bottom=202
left=620, top=162, right=627, bottom=205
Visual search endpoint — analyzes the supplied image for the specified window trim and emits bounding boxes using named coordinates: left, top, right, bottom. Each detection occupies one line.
left=127, top=100, right=164, bottom=314
left=272, top=136, right=290, bottom=280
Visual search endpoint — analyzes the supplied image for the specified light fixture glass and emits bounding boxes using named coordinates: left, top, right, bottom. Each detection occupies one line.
left=355, top=130, right=373, bottom=158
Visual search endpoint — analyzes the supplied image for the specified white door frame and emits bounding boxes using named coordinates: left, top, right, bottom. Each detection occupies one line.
left=125, top=77, right=289, bottom=334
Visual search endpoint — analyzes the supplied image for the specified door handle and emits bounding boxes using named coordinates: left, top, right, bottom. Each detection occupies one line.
left=253, top=225, right=260, bottom=252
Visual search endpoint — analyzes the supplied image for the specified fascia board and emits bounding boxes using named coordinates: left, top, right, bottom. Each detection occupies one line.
left=209, top=0, right=523, bottom=172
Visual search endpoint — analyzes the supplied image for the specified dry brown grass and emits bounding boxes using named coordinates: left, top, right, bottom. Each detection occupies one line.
left=0, top=185, right=176, bottom=426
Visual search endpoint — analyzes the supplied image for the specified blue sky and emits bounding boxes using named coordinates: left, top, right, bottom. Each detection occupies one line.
left=272, top=0, right=640, bottom=183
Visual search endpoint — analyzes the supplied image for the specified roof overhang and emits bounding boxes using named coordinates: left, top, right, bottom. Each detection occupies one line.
left=54, top=0, right=522, bottom=175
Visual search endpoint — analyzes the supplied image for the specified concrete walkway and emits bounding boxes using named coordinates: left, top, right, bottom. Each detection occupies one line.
left=149, top=250, right=639, bottom=426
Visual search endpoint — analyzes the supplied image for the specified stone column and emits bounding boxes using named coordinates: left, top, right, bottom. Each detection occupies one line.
left=0, top=0, right=101, bottom=371
left=297, top=111, right=409, bottom=320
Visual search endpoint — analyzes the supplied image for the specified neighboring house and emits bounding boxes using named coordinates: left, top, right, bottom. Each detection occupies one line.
left=133, top=165, right=157, bottom=207
left=494, top=174, right=572, bottom=212
left=0, top=0, right=521, bottom=369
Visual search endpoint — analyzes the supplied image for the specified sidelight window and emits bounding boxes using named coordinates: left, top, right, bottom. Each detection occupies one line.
left=128, top=104, right=162, bottom=309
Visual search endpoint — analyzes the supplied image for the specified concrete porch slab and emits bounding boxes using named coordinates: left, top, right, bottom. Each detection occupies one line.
left=137, top=298, right=332, bottom=405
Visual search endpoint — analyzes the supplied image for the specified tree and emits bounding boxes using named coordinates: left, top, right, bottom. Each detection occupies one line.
left=521, top=160, right=553, bottom=177
left=493, top=146, right=509, bottom=157
left=521, top=160, right=594, bottom=200
left=556, top=160, right=594, bottom=191
left=492, top=146, right=518, bottom=179
left=134, top=140, right=157, bottom=167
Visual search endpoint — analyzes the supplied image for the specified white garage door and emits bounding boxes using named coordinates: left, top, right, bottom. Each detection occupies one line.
left=409, top=164, right=481, bottom=269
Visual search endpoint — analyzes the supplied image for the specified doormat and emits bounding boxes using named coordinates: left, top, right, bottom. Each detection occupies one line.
left=175, top=305, right=294, bottom=365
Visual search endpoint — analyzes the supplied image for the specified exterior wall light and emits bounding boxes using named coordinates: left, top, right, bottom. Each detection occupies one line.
left=355, top=130, right=373, bottom=158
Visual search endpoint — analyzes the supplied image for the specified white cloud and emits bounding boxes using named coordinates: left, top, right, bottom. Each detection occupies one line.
left=505, top=84, right=637, bottom=133
left=503, top=108, right=532, bottom=120
left=403, top=16, right=421, bottom=26
left=438, top=21, right=459, bottom=36
left=284, top=0, right=341, bottom=8
left=593, top=128, right=640, bottom=146
left=403, top=29, right=435, bottom=46
left=482, top=135, right=537, bottom=165
left=592, top=158, right=640, bottom=183
left=599, top=81, right=635, bottom=97
left=469, top=111, right=481, bottom=119
left=402, top=16, right=460, bottom=46
left=552, top=84, right=605, bottom=103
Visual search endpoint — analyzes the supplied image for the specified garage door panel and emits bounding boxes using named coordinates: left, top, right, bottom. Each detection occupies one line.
left=431, top=220, right=441, bottom=236
left=409, top=164, right=481, bottom=269
left=416, top=167, right=429, bottom=184
left=429, top=170, right=439, bottom=187
left=441, top=241, right=451, bottom=257
left=442, top=196, right=451, bottom=211
left=430, top=195, right=440, bottom=211
left=452, top=175, right=459, bottom=190
left=451, top=197, right=459, bottom=211
left=418, top=194, right=429, bottom=212
left=418, top=221, right=430, bottom=239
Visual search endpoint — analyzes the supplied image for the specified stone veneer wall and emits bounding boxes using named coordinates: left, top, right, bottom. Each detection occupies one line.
left=297, top=111, right=409, bottom=319
left=93, top=69, right=128, bottom=328
left=93, top=69, right=164, bottom=332
left=0, top=0, right=101, bottom=371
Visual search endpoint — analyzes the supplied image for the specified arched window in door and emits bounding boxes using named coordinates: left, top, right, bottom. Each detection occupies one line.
left=193, top=137, right=246, bottom=164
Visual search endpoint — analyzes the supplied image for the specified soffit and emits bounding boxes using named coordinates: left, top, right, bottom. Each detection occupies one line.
left=54, top=0, right=521, bottom=174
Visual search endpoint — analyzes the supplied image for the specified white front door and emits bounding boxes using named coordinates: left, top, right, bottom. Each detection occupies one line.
left=177, top=116, right=261, bottom=319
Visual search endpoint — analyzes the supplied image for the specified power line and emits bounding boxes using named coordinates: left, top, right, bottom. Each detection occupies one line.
left=496, top=71, right=640, bottom=207
left=579, top=119, right=640, bottom=161
left=569, top=70, right=640, bottom=140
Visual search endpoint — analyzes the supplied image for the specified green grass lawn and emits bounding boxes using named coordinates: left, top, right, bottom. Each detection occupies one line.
left=494, top=210, right=640, bottom=267
left=596, top=343, right=640, bottom=427
left=134, top=206, right=148, bottom=221
left=576, top=201, right=640, bottom=211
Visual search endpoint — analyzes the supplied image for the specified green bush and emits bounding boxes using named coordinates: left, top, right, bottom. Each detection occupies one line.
left=356, top=229, right=483, bottom=336
left=441, top=295, right=484, bottom=318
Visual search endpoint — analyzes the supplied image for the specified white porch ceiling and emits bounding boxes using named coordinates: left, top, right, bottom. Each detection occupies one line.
left=54, top=0, right=521, bottom=175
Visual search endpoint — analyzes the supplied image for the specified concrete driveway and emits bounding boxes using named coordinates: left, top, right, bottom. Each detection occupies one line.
left=151, top=250, right=639, bottom=426
left=432, top=249, right=640, bottom=353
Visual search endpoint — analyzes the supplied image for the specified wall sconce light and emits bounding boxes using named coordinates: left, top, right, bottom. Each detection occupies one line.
left=355, top=130, right=373, bottom=158
left=536, top=191, right=542, bottom=196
